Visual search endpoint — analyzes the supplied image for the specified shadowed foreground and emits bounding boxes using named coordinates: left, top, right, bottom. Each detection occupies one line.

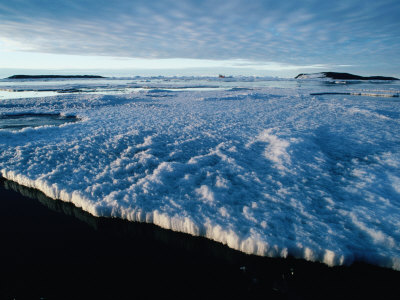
left=1, top=177, right=399, bottom=300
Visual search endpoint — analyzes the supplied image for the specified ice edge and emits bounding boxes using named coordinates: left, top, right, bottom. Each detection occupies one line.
left=3, top=169, right=399, bottom=271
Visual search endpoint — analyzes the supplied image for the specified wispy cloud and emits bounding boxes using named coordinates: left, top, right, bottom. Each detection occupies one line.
left=0, top=0, right=399, bottom=74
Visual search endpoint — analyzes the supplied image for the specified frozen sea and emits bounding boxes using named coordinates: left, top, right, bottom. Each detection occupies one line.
left=1, top=76, right=399, bottom=270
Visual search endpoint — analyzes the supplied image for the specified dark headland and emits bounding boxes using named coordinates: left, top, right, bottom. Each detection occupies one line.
left=7, top=75, right=105, bottom=79
left=295, top=72, right=399, bottom=80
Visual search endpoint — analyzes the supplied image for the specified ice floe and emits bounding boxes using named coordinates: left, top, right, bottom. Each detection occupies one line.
left=1, top=77, right=400, bottom=270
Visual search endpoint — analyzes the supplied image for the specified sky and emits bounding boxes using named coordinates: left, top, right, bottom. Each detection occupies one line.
left=0, top=0, right=399, bottom=78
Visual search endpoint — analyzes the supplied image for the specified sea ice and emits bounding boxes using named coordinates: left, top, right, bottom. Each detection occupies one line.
left=0, top=77, right=399, bottom=270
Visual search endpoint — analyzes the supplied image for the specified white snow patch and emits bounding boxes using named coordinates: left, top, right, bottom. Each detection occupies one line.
left=195, top=185, right=215, bottom=203
left=257, top=129, right=292, bottom=171
left=389, top=174, right=400, bottom=194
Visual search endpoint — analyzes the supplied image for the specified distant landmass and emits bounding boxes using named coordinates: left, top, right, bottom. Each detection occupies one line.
left=7, top=75, right=105, bottom=79
left=295, top=72, right=398, bottom=81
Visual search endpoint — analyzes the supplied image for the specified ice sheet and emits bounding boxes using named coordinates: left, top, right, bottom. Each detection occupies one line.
left=1, top=77, right=399, bottom=270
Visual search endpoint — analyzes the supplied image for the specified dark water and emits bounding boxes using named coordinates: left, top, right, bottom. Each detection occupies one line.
left=0, top=113, right=78, bottom=130
left=0, top=178, right=399, bottom=300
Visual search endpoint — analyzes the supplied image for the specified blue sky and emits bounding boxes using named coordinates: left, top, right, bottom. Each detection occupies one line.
left=0, top=0, right=399, bottom=77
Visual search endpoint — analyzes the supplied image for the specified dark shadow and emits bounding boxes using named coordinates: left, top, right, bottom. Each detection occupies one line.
left=0, top=177, right=399, bottom=300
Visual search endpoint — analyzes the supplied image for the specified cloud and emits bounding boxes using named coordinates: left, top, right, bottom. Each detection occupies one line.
left=0, top=0, right=399, bottom=69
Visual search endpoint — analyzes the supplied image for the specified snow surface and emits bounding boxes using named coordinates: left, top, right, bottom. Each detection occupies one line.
left=295, top=73, right=327, bottom=80
left=1, top=77, right=400, bottom=270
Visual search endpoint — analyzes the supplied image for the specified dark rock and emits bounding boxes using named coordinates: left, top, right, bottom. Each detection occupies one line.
left=295, top=72, right=398, bottom=80
left=7, top=75, right=105, bottom=79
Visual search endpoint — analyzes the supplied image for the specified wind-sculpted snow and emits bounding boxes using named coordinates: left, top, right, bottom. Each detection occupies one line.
left=1, top=80, right=400, bottom=270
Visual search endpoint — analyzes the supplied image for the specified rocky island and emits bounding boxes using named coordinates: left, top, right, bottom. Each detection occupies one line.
left=295, top=72, right=398, bottom=80
left=7, top=75, right=105, bottom=79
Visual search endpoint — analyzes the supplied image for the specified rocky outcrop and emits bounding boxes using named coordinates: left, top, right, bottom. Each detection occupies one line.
left=295, top=72, right=398, bottom=80
left=7, top=75, right=105, bottom=79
